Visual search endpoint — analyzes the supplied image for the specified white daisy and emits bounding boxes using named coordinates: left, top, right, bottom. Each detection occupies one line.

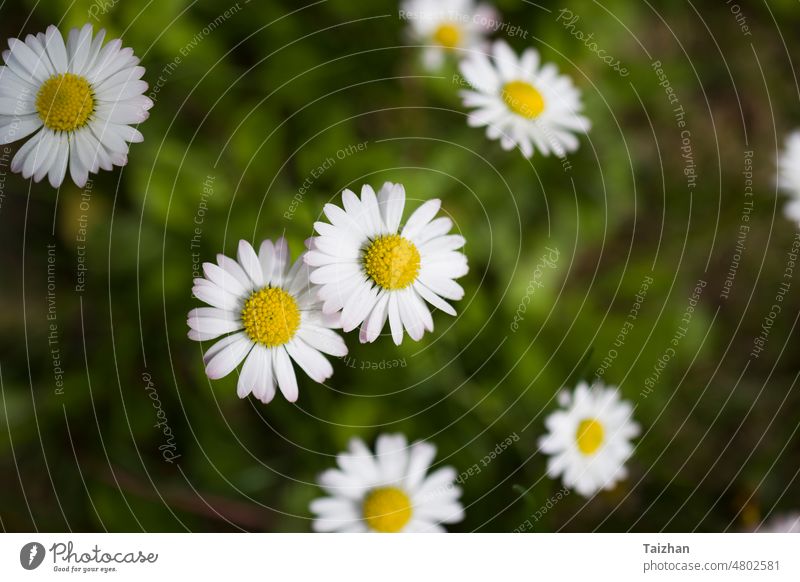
left=0, top=24, right=152, bottom=188
left=777, top=131, right=800, bottom=224
left=310, top=433, right=465, bottom=533
left=458, top=40, right=590, bottom=158
left=538, top=381, right=640, bottom=497
left=401, top=0, right=496, bottom=71
left=304, top=182, right=468, bottom=345
left=187, top=238, right=348, bottom=404
left=757, top=512, right=800, bottom=533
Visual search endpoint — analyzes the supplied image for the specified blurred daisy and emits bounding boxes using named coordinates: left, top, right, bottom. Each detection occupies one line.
left=0, top=24, right=152, bottom=187
left=459, top=40, right=590, bottom=158
left=305, top=182, right=468, bottom=345
left=757, top=512, right=800, bottom=533
left=777, top=131, right=800, bottom=224
left=310, top=433, right=464, bottom=533
left=539, top=382, right=640, bottom=497
left=401, top=0, right=496, bottom=71
left=188, top=238, right=347, bottom=404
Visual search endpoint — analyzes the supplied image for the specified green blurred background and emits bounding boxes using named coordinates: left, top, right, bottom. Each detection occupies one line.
left=1, top=0, right=799, bottom=532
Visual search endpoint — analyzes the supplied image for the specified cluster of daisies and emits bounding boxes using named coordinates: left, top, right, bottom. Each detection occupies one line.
left=0, top=20, right=640, bottom=534
left=403, top=0, right=591, bottom=158
left=188, top=182, right=468, bottom=404
left=308, top=382, right=640, bottom=533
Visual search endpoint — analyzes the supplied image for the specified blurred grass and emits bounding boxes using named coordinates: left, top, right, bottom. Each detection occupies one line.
left=0, top=0, right=799, bottom=532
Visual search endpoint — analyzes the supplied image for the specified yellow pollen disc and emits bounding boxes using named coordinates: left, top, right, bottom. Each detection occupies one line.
left=362, top=487, right=413, bottom=533
left=362, top=234, right=420, bottom=290
left=433, top=23, right=462, bottom=49
left=240, top=287, right=300, bottom=347
left=502, top=80, right=545, bottom=119
left=576, top=418, right=605, bottom=455
left=36, top=73, right=95, bottom=132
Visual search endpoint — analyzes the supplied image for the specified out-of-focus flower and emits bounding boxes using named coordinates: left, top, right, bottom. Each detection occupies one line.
left=539, top=382, right=640, bottom=497
left=777, top=131, right=800, bottom=223
left=401, top=0, right=496, bottom=70
left=310, top=433, right=464, bottom=533
left=459, top=40, right=590, bottom=158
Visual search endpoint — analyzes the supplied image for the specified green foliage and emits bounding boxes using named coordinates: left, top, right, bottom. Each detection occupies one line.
left=0, top=0, right=798, bottom=532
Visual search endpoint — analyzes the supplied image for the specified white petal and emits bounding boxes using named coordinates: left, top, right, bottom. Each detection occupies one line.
left=237, top=240, right=265, bottom=287
left=44, top=25, right=68, bottom=72
left=341, top=283, right=379, bottom=332
left=375, top=434, right=408, bottom=484
left=204, top=335, right=252, bottom=379
left=273, top=347, right=299, bottom=402
left=297, top=325, right=347, bottom=357
left=48, top=134, right=69, bottom=188
left=397, top=290, right=425, bottom=341
left=359, top=292, right=389, bottom=343
left=0, top=114, right=42, bottom=145
left=286, top=338, right=333, bottom=383
left=378, top=182, right=406, bottom=233
left=413, top=281, right=456, bottom=316
left=404, top=441, right=437, bottom=492
left=401, top=199, right=441, bottom=240
left=387, top=293, right=404, bottom=345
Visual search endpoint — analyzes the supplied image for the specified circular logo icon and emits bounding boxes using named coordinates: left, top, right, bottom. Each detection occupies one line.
left=19, top=542, right=46, bottom=570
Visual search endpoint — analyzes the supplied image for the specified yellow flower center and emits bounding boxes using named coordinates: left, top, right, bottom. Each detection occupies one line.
left=362, top=234, right=420, bottom=290
left=362, top=487, right=413, bottom=533
left=433, top=23, right=462, bottom=49
left=240, top=287, right=300, bottom=347
left=576, top=418, right=605, bottom=455
left=36, top=73, right=95, bottom=132
left=502, top=80, right=545, bottom=119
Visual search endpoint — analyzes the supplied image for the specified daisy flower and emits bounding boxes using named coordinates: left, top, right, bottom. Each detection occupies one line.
left=401, top=0, right=496, bottom=71
left=458, top=40, right=590, bottom=158
left=538, top=382, right=640, bottom=497
left=0, top=24, right=152, bottom=188
left=310, top=433, right=464, bottom=533
left=304, top=182, right=468, bottom=345
left=188, top=238, right=347, bottom=404
left=777, top=131, right=800, bottom=224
